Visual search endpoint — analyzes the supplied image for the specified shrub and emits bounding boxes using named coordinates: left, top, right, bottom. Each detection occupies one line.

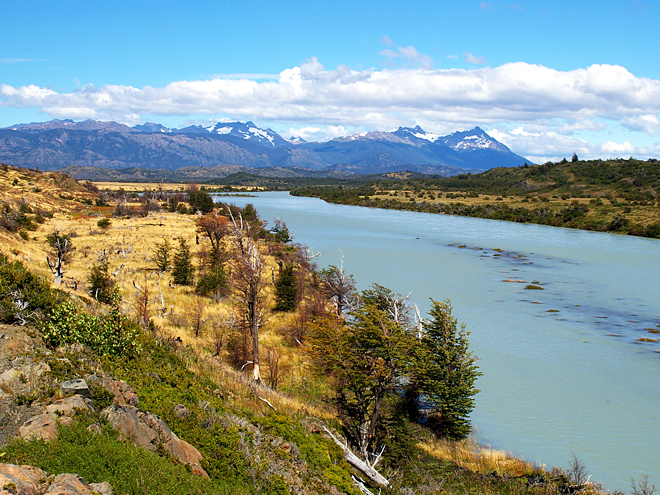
left=41, top=289, right=141, bottom=357
left=0, top=254, right=62, bottom=325
left=96, top=217, right=111, bottom=230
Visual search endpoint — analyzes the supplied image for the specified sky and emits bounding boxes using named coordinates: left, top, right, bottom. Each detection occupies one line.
left=2, top=0, right=660, bottom=163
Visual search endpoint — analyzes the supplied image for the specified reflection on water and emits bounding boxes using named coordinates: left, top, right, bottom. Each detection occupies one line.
left=215, top=192, right=660, bottom=492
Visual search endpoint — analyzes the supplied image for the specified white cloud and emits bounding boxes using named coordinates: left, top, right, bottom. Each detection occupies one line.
left=379, top=46, right=433, bottom=68
left=464, top=53, right=488, bottom=65
left=380, top=35, right=394, bottom=46
left=2, top=60, right=660, bottom=158
left=486, top=123, right=660, bottom=163
left=480, top=2, right=494, bottom=10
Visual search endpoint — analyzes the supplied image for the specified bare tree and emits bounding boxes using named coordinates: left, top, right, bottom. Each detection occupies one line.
left=319, top=255, right=356, bottom=317
left=46, top=228, right=75, bottom=284
left=189, top=295, right=207, bottom=338
left=228, top=207, right=267, bottom=383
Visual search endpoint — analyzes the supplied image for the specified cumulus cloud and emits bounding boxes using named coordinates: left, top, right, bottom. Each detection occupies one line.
left=380, top=35, right=394, bottom=46
left=464, top=53, right=488, bottom=65
left=2, top=60, right=660, bottom=157
left=480, top=2, right=494, bottom=9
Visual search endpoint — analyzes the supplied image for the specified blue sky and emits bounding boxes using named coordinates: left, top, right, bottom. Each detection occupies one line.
left=2, top=0, right=659, bottom=162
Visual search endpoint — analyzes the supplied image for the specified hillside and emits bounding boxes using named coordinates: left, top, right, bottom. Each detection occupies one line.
left=291, top=158, right=660, bottom=238
left=0, top=167, right=611, bottom=494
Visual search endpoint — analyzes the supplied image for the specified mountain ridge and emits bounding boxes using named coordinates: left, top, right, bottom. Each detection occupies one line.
left=0, top=119, right=531, bottom=175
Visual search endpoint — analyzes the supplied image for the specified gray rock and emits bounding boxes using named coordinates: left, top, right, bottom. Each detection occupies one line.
left=61, top=379, right=90, bottom=398
left=89, top=481, right=114, bottom=495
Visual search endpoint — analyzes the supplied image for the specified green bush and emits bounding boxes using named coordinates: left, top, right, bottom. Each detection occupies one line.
left=0, top=254, right=62, bottom=325
left=41, top=289, right=141, bottom=357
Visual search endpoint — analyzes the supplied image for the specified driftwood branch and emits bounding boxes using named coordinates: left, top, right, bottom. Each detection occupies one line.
left=322, top=425, right=389, bottom=487
left=258, top=396, right=277, bottom=411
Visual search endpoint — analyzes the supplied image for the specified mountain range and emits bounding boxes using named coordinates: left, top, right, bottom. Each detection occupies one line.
left=0, top=119, right=531, bottom=176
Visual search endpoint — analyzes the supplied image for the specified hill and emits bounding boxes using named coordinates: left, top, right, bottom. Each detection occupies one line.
left=290, top=157, right=660, bottom=238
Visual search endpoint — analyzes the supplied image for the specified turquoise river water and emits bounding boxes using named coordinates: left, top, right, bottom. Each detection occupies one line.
left=215, top=191, right=660, bottom=492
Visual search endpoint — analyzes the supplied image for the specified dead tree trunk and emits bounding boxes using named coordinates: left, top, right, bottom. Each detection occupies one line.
left=228, top=207, right=266, bottom=383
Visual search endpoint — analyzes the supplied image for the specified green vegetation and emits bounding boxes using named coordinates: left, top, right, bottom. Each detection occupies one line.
left=172, top=237, right=195, bottom=285
left=289, top=158, right=660, bottom=238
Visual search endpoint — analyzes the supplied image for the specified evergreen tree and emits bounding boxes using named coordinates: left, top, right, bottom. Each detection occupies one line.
left=188, top=189, right=215, bottom=214
left=274, top=263, right=297, bottom=311
left=88, top=259, right=116, bottom=304
left=153, top=238, right=172, bottom=272
left=172, top=237, right=194, bottom=285
left=416, top=300, right=481, bottom=439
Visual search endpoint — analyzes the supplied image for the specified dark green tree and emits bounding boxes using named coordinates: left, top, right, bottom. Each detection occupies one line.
left=309, top=290, right=415, bottom=458
left=153, top=238, right=172, bottom=272
left=270, top=218, right=292, bottom=244
left=415, top=300, right=481, bottom=439
left=172, top=237, right=195, bottom=285
left=274, top=263, right=297, bottom=311
left=189, top=189, right=215, bottom=214
left=88, top=259, right=116, bottom=304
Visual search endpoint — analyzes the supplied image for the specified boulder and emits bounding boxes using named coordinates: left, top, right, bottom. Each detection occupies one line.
left=18, top=414, right=73, bottom=441
left=101, top=405, right=208, bottom=478
left=94, top=378, right=138, bottom=406
left=0, top=464, right=47, bottom=495
left=44, top=473, right=94, bottom=495
left=46, top=395, right=92, bottom=417
left=0, top=464, right=114, bottom=495
left=60, top=379, right=90, bottom=398
left=101, top=405, right=158, bottom=450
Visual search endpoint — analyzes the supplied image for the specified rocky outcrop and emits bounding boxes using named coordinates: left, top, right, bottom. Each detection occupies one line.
left=18, top=395, right=91, bottom=442
left=0, top=464, right=114, bottom=495
left=18, top=413, right=73, bottom=442
left=101, top=405, right=208, bottom=478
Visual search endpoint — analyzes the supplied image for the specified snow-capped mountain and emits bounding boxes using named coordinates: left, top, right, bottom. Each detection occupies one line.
left=440, top=126, right=510, bottom=152
left=171, top=121, right=288, bottom=147
left=202, top=121, right=289, bottom=147
left=0, top=119, right=530, bottom=174
left=133, top=122, right=171, bottom=133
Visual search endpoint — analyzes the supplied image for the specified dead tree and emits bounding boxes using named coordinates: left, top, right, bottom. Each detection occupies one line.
left=46, top=228, right=75, bottom=284
left=319, top=254, right=356, bottom=317
left=228, top=207, right=267, bottom=383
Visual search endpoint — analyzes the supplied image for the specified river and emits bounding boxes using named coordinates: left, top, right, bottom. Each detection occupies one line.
left=215, top=191, right=660, bottom=492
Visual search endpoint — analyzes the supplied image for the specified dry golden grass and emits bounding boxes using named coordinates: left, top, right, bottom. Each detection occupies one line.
left=418, top=435, right=538, bottom=477
left=1, top=165, right=96, bottom=214
left=94, top=181, right=191, bottom=192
